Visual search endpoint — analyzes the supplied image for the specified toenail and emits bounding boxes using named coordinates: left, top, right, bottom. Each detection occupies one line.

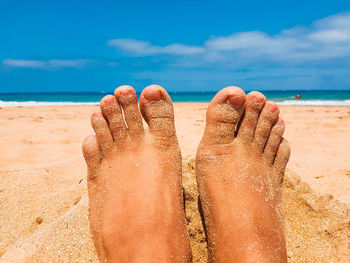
left=266, top=102, right=278, bottom=112
left=281, top=137, right=288, bottom=143
left=85, top=135, right=96, bottom=141
left=143, top=88, right=163, bottom=101
left=252, top=94, right=265, bottom=103
left=117, top=86, right=135, bottom=96
left=103, top=96, right=115, bottom=105
left=276, top=117, right=284, bottom=124
left=228, top=95, right=245, bottom=105
left=93, top=110, right=102, bottom=117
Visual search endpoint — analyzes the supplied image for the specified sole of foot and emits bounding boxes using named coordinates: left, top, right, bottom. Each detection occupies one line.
left=196, top=86, right=290, bottom=263
left=82, top=85, right=192, bottom=263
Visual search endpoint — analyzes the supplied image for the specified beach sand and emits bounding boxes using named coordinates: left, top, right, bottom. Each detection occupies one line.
left=0, top=104, right=350, bottom=262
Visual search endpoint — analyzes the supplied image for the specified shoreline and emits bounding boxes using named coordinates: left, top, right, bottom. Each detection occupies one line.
left=1, top=102, right=350, bottom=107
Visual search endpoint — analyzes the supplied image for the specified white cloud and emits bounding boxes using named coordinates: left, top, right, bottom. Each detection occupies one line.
left=48, top=59, right=89, bottom=68
left=2, top=59, right=46, bottom=68
left=107, top=12, right=350, bottom=64
left=308, top=29, right=350, bottom=43
left=107, top=39, right=204, bottom=55
left=2, top=59, right=89, bottom=69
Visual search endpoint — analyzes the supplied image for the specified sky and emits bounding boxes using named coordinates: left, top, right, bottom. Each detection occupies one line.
left=1, top=0, right=350, bottom=93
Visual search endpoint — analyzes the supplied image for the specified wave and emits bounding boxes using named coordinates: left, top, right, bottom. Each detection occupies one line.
left=1, top=99, right=350, bottom=107
left=0, top=100, right=98, bottom=107
left=277, top=100, right=350, bottom=106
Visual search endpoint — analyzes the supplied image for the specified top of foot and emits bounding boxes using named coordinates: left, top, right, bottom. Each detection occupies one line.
left=82, top=85, right=191, bottom=263
left=196, top=86, right=290, bottom=263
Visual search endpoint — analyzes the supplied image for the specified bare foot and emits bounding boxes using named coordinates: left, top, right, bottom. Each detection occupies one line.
left=82, top=85, right=191, bottom=262
left=196, top=87, right=291, bottom=262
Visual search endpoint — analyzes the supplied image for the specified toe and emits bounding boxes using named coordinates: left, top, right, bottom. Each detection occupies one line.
left=253, top=101, right=280, bottom=153
left=91, top=110, right=114, bottom=155
left=263, top=117, right=285, bottom=165
left=236, top=91, right=266, bottom=143
left=139, top=85, right=176, bottom=138
left=82, top=135, right=102, bottom=176
left=100, top=95, right=127, bottom=142
left=274, top=138, right=291, bottom=176
left=202, top=86, right=246, bottom=145
left=114, top=85, right=144, bottom=137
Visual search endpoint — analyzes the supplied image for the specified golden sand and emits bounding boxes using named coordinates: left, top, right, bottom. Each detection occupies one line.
left=182, top=161, right=350, bottom=262
left=1, top=105, right=350, bottom=262
left=1, top=161, right=349, bottom=262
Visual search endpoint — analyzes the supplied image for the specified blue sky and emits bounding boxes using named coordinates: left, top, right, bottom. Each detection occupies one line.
left=1, top=0, right=350, bottom=93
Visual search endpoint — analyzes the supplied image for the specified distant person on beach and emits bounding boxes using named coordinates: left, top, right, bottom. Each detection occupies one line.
left=82, top=85, right=290, bottom=262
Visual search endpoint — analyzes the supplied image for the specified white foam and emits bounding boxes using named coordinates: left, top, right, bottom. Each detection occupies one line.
left=0, top=100, right=98, bottom=107
left=277, top=100, right=350, bottom=106
left=1, top=99, right=350, bottom=107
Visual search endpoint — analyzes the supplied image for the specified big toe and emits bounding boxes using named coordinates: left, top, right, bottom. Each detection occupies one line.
left=139, top=85, right=176, bottom=138
left=202, top=86, right=246, bottom=145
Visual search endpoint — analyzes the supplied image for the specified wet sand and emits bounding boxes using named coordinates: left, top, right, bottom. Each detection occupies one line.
left=0, top=104, right=350, bottom=262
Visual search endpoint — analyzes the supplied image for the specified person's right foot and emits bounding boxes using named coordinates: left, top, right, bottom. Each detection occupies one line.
left=83, top=85, right=191, bottom=263
left=196, top=87, right=291, bottom=263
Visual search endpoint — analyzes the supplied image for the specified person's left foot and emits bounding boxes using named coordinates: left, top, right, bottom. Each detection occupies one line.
left=82, top=85, right=191, bottom=262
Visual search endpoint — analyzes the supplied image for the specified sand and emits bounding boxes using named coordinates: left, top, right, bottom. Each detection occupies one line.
left=0, top=104, right=350, bottom=262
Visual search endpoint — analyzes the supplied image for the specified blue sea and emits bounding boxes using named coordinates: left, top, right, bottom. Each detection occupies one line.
left=1, top=90, right=350, bottom=106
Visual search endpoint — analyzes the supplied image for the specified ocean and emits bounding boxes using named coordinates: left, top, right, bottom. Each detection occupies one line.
left=1, top=90, right=350, bottom=106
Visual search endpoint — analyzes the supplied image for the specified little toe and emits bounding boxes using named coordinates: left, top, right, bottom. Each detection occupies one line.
left=91, top=110, right=114, bottom=155
left=274, top=138, right=291, bottom=177
left=236, top=91, right=266, bottom=143
left=139, top=85, right=176, bottom=138
left=253, top=101, right=280, bottom=153
left=263, top=117, right=285, bottom=165
left=82, top=135, right=102, bottom=176
left=100, top=95, right=127, bottom=142
left=114, top=85, right=144, bottom=137
left=202, top=86, right=246, bottom=145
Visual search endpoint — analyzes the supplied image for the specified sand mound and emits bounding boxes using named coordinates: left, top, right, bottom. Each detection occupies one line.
left=182, top=160, right=350, bottom=263
left=1, top=160, right=350, bottom=262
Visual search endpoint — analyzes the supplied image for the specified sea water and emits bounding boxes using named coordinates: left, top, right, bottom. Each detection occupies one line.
left=1, top=90, right=350, bottom=107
